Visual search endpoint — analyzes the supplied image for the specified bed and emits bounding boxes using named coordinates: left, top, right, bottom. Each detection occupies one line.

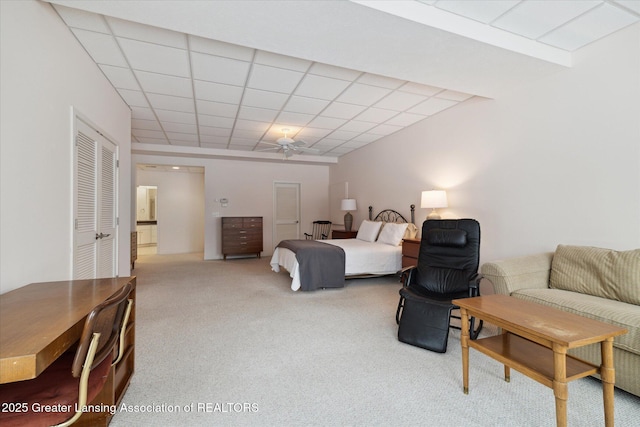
left=271, top=206, right=417, bottom=291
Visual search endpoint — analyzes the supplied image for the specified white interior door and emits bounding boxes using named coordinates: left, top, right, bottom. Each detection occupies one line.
left=273, top=182, right=300, bottom=245
left=74, top=118, right=118, bottom=279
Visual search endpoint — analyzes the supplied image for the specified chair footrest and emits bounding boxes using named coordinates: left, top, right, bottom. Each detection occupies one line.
left=398, top=299, right=453, bottom=353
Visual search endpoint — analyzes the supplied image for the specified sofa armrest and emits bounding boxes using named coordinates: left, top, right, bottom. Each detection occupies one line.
left=480, top=252, right=554, bottom=295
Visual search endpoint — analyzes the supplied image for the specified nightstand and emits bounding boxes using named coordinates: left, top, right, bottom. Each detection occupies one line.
left=332, top=230, right=358, bottom=239
left=402, top=238, right=421, bottom=268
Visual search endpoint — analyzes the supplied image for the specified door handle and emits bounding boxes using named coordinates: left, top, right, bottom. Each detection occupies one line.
left=95, top=232, right=111, bottom=240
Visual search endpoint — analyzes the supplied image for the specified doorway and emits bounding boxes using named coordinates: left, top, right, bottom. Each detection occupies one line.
left=136, top=185, right=157, bottom=255
left=273, top=182, right=301, bottom=245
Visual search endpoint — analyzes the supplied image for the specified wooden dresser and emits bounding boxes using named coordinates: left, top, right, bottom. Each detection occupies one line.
left=402, top=238, right=421, bottom=268
left=332, top=229, right=358, bottom=239
left=221, top=216, right=263, bottom=260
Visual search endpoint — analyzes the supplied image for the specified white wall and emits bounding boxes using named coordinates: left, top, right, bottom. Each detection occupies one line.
left=137, top=169, right=205, bottom=255
left=133, top=154, right=330, bottom=259
left=0, top=0, right=132, bottom=294
left=331, top=23, right=640, bottom=264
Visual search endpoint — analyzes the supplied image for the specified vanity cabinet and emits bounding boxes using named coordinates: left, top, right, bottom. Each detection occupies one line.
left=221, top=217, right=263, bottom=260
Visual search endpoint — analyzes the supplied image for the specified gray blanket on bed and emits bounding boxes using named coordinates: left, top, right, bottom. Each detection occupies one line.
left=277, top=239, right=345, bottom=291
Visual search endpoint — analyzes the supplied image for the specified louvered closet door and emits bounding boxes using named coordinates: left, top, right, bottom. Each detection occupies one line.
left=74, top=119, right=118, bottom=279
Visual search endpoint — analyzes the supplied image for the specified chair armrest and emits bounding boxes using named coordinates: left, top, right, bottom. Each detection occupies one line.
left=303, top=233, right=312, bottom=239
left=399, top=266, right=416, bottom=287
left=480, top=252, right=553, bottom=295
left=468, top=273, right=482, bottom=296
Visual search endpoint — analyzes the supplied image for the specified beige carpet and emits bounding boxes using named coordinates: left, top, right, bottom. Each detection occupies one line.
left=110, top=253, right=640, bottom=426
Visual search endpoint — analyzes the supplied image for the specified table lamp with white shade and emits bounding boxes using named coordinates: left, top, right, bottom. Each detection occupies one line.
left=421, top=190, right=448, bottom=220
left=341, top=199, right=357, bottom=231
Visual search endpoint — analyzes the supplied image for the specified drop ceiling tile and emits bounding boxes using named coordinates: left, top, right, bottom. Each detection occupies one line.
left=435, top=90, right=473, bottom=102
left=322, top=102, right=367, bottom=119
left=338, top=120, right=377, bottom=133
left=247, top=64, right=304, bottom=94
left=196, top=99, right=238, bottom=118
left=308, top=63, right=362, bottom=80
left=295, top=75, right=352, bottom=100
left=326, top=129, right=360, bottom=140
left=201, top=134, right=229, bottom=144
left=191, top=52, right=250, bottom=85
left=54, top=5, right=110, bottom=33
left=354, top=107, right=398, bottom=123
left=329, top=146, right=356, bottom=154
left=237, top=106, right=279, bottom=122
left=156, top=109, right=197, bottom=125
left=166, top=132, right=198, bottom=142
left=307, top=116, right=348, bottom=129
left=254, top=51, right=312, bottom=72
left=162, top=122, right=197, bottom=134
left=132, top=119, right=162, bottom=131
left=147, top=93, right=194, bottom=113
left=232, top=129, right=265, bottom=139
left=107, top=17, right=187, bottom=49
left=131, top=107, right=156, bottom=121
left=374, top=91, right=427, bottom=111
left=357, top=73, right=405, bottom=89
left=384, top=112, right=428, bottom=127
left=616, top=0, right=640, bottom=14
left=493, top=1, right=601, bottom=39
left=99, top=65, right=140, bottom=90
left=337, top=83, right=392, bottom=106
left=352, top=133, right=383, bottom=143
left=135, top=71, right=192, bottom=97
left=71, top=29, right=127, bottom=67
left=296, top=127, right=334, bottom=139
left=312, top=139, right=345, bottom=149
left=234, top=119, right=272, bottom=132
left=242, top=89, right=289, bottom=110
left=341, top=140, right=370, bottom=149
left=198, top=114, right=234, bottom=128
left=189, top=35, right=254, bottom=60
left=436, top=0, right=521, bottom=24
left=117, top=89, right=149, bottom=107
left=275, top=112, right=315, bottom=126
left=368, top=123, right=404, bottom=136
left=118, top=38, right=190, bottom=77
left=194, top=80, right=244, bottom=104
left=399, top=82, right=444, bottom=96
left=284, top=96, right=331, bottom=115
left=539, top=3, right=639, bottom=50
left=408, top=98, right=458, bottom=115
left=200, top=126, right=232, bottom=137
left=133, top=129, right=166, bottom=139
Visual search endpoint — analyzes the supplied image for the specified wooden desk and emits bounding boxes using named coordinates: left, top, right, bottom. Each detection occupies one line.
left=0, top=277, right=136, bottom=425
left=454, top=295, right=627, bottom=427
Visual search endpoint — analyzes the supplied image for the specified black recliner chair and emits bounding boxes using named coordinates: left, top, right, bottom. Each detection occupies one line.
left=396, top=219, right=483, bottom=353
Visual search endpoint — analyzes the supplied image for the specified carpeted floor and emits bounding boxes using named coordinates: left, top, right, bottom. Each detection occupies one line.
left=110, top=253, right=640, bottom=426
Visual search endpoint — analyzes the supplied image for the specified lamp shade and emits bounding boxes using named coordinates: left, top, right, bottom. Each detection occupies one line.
left=340, top=199, right=357, bottom=211
left=421, top=190, right=448, bottom=209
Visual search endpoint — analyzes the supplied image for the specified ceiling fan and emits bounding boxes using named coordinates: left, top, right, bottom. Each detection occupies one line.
left=258, top=129, right=319, bottom=158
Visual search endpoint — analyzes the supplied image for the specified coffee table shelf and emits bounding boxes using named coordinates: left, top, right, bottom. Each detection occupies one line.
left=472, top=333, right=599, bottom=388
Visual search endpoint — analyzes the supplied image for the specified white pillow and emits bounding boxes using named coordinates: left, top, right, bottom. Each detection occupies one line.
left=404, top=223, right=418, bottom=239
left=356, top=220, right=383, bottom=242
left=377, top=222, right=409, bottom=246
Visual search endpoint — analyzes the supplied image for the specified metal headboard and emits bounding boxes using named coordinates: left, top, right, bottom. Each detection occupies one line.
left=368, top=205, right=415, bottom=224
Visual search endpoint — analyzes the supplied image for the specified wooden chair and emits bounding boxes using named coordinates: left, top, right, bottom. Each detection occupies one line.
left=304, top=220, right=332, bottom=240
left=0, top=283, right=133, bottom=427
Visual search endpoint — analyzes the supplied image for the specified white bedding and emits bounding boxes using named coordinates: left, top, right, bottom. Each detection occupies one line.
left=270, top=239, right=402, bottom=291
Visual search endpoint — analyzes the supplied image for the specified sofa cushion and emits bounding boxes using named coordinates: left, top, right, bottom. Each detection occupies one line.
left=550, top=245, right=640, bottom=305
left=511, top=288, right=639, bottom=357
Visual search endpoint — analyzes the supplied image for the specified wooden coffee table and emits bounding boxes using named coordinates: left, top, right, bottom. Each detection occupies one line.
left=453, top=295, right=627, bottom=427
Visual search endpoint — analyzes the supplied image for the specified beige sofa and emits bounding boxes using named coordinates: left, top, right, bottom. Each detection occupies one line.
left=481, top=245, right=640, bottom=397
